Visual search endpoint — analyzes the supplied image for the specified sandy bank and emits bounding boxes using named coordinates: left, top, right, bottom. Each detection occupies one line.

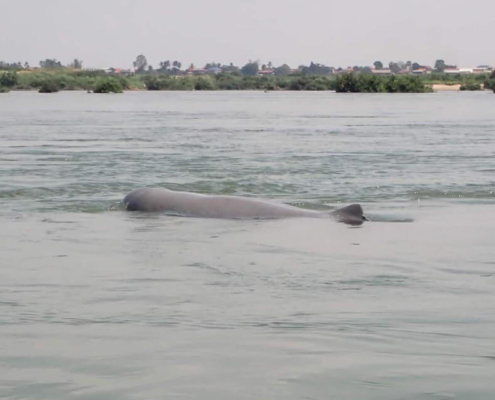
left=432, top=84, right=461, bottom=92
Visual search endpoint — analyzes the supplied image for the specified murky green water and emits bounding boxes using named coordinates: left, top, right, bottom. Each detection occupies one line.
left=1, top=91, right=494, bottom=399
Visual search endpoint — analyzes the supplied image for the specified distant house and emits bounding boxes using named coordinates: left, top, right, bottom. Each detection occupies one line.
left=473, top=66, right=492, bottom=73
left=371, top=69, right=393, bottom=76
left=444, top=68, right=484, bottom=75
left=186, top=68, right=207, bottom=75
left=105, top=68, right=133, bottom=76
left=207, top=67, right=222, bottom=75
left=475, top=65, right=492, bottom=73
left=411, top=67, right=432, bottom=75
left=258, top=69, right=275, bottom=76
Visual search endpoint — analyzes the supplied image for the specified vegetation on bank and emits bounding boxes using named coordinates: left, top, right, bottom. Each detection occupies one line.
left=0, top=70, right=143, bottom=92
left=141, top=74, right=338, bottom=91
left=1, top=68, right=494, bottom=94
left=335, top=73, right=432, bottom=93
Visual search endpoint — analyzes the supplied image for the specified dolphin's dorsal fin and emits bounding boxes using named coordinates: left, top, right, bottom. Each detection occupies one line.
left=330, top=204, right=367, bottom=225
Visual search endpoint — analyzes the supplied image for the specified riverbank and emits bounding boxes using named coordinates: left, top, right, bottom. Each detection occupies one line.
left=1, top=70, right=494, bottom=93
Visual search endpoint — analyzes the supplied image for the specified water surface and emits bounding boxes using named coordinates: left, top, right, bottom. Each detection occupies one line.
left=1, top=91, right=495, bottom=399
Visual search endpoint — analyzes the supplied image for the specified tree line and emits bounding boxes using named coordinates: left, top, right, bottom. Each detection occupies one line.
left=1, top=55, right=482, bottom=77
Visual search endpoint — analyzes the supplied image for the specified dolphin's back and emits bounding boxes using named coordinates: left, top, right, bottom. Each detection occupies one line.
left=123, top=187, right=314, bottom=219
left=123, top=187, right=366, bottom=224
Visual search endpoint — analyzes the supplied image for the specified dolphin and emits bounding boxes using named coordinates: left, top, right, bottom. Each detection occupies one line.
left=123, top=187, right=366, bottom=225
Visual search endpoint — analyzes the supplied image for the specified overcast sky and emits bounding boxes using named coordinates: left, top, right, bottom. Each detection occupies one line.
left=1, top=0, right=493, bottom=69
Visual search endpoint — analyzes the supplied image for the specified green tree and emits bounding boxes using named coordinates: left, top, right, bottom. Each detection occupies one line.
left=0, top=71, right=18, bottom=87
left=69, top=59, right=83, bottom=69
left=39, top=80, right=60, bottom=93
left=204, top=62, right=221, bottom=69
left=241, top=61, right=259, bottom=76
left=0, top=61, right=22, bottom=70
left=39, top=59, right=63, bottom=69
left=159, top=60, right=170, bottom=70
left=434, top=59, right=446, bottom=72
left=412, top=62, right=421, bottom=71
left=222, top=63, right=241, bottom=75
left=389, top=62, right=400, bottom=74
left=274, top=64, right=291, bottom=76
left=133, top=55, right=148, bottom=73
left=374, top=61, right=383, bottom=70
left=300, top=62, right=332, bottom=75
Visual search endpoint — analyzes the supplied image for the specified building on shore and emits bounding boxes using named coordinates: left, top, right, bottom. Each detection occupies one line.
left=371, top=69, right=393, bottom=76
left=105, top=68, right=133, bottom=76
left=411, top=67, right=432, bottom=75
left=444, top=66, right=492, bottom=74
left=258, top=69, right=275, bottom=76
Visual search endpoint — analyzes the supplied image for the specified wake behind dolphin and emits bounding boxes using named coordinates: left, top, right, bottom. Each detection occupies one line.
left=123, top=187, right=367, bottom=225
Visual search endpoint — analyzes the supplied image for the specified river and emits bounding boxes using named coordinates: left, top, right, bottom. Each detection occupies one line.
left=1, top=90, right=494, bottom=399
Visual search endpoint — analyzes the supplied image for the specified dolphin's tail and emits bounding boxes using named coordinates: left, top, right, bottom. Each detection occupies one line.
left=330, top=204, right=367, bottom=225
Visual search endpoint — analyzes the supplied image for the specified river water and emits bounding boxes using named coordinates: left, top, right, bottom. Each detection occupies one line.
left=1, top=91, right=494, bottom=399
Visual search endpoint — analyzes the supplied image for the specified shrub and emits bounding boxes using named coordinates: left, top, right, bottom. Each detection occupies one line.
left=0, top=72, right=16, bottom=88
left=335, top=73, right=359, bottom=92
left=336, top=73, right=430, bottom=93
left=142, top=75, right=167, bottom=90
left=39, top=80, right=60, bottom=93
left=484, top=79, right=495, bottom=91
left=0, top=86, right=10, bottom=93
left=93, top=78, right=123, bottom=93
left=142, top=75, right=196, bottom=90
left=356, top=74, right=381, bottom=92
left=194, top=77, right=216, bottom=90
left=215, top=75, right=244, bottom=90
left=460, top=82, right=481, bottom=91
left=0, top=71, right=18, bottom=87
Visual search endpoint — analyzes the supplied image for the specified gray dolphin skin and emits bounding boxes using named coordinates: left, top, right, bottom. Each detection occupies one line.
left=123, top=187, right=366, bottom=225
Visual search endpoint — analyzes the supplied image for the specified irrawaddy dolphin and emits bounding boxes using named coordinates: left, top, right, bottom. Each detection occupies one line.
left=123, top=187, right=367, bottom=225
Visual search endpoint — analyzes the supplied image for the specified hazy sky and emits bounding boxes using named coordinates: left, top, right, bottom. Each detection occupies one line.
left=1, top=0, right=493, bottom=69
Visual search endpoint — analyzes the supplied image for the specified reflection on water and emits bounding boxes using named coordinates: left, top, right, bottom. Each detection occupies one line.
left=0, top=91, right=495, bottom=399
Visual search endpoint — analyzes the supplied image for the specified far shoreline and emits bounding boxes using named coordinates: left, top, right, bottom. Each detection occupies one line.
left=2, top=87, right=493, bottom=94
